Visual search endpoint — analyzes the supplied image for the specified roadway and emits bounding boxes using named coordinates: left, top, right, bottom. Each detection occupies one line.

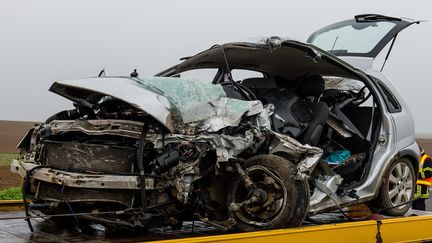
left=2, top=209, right=432, bottom=242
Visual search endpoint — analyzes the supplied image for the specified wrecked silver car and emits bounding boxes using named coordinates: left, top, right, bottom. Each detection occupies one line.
left=12, top=14, right=421, bottom=231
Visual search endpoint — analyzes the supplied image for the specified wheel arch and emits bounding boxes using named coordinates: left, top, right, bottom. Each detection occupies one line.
left=398, top=151, right=420, bottom=176
left=373, top=153, right=418, bottom=199
left=370, top=153, right=417, bottom=215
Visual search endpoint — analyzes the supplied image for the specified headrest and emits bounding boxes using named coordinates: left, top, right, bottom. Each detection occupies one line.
left=298, top=74, right=325, bottom=97
left=241, top=78, right=276, bottom=89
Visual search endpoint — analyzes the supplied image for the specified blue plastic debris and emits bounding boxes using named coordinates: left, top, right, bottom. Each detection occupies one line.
left=324, top=150, right=351, bottom=165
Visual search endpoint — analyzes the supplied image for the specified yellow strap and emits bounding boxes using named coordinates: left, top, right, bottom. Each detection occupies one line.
left=420, top=171, right=426, bottom=179
left=415, top=185, right=422, bottom=196
left=419, top=155, right=429, bottom=168
left=417, top=180, right=432, bottom=186
left=418, top=155, right=431, bottom=179
left=416, top=184, right=430, bottom=198
left=421, top=155, right=428, bottom=165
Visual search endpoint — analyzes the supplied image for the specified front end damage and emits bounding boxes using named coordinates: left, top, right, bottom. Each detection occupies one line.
left=11, top=76, right=342, bottom=231
left=12, top=116, right=326, bottom=229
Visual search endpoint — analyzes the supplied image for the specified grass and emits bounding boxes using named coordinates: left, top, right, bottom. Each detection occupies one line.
left=0, top=153, right=18, bottom=166
left=0, top=187, right=22, bottom=200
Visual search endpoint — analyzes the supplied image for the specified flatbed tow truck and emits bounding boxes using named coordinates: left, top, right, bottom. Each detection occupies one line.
left=1, top=200, right=432, bottom=242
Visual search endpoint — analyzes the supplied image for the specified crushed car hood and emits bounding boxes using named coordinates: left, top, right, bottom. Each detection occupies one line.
left=50, top=77, right=262, bottom=133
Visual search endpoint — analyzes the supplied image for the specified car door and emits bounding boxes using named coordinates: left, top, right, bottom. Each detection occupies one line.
left=308, top=14, right=420, bottom=153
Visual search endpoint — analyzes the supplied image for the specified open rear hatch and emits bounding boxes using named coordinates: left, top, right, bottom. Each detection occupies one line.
left=307, top=14, right=420, bottom=70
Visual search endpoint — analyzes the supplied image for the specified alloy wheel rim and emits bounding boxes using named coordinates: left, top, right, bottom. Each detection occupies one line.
left=388, top=162, right=413, bottom=209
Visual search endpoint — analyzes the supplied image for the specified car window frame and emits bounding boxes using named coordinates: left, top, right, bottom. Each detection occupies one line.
left=372, top=77, right=402, bottom=113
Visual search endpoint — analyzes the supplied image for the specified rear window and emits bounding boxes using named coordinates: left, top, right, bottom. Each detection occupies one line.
left=308, top=21, right=396, bottom=56
left=376, top=80, right=401, bottom=113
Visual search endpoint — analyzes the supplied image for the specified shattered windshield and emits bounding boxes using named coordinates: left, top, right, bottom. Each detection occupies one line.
left=131, top=77, right=259, bottom=130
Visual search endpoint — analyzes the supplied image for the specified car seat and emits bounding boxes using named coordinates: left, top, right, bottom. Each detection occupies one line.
left=265, top=74, right=328, bottom=146
left=297, top=75, right=329, bottom=146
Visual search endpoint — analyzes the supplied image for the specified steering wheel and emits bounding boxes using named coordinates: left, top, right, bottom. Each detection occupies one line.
left=221, top=81, right=257, bottom=101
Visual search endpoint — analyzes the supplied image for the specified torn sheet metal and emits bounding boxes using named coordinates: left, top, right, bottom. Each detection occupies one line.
left=310, top=175, right=343, bottom=207
left=50, top=78, right=174, bottom=131
left=195, top=97, right=263, bottom=132
left=153, top=129, right=258, bottom=162
left=47, top=119, right=144, bottom=139
left=28, top=120, right=263, bottom=164
left=324, top=77, right=364, bottom=92
left=172, top=172, right=200, bottom=204
left=268, top=131, right=323, bottom=176
left=10, top=161, right=157, bottom=190
left=152, top=128, right=264, bottom=203
left=51, top=77, right=263, bottom=133
left=256, top=104, right=274, bottom=130
left=309, top=175, right=343, bottom=210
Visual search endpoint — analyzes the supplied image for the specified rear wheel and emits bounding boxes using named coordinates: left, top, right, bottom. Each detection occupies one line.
left=373, top=158, right=415, bottom=215
left=226, top=154, right=309, bottom=231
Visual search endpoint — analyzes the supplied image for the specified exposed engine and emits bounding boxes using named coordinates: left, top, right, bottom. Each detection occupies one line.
left=14, top=94, right=324, bottom=230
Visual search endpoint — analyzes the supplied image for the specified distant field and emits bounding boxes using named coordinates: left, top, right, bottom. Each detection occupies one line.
left=0, top=153, right=18, bottom=166
left=0, top=153, right=21, bottom=190
left=0, top=120, right=36, bottom=153
left=0, top=187, right=21, bottom=200
left=417, top=138, right=432, bottom=156
left=0, top=120, right=30, bottom=189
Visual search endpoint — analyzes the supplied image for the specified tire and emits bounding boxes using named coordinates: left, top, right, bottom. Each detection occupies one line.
left=226, top=154, right=309, bottom=231
left=373, top=157, right=416, bottom=216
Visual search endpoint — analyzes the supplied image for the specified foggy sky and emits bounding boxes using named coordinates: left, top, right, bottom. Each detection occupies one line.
left=0, top=0, right=431, bottom=134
